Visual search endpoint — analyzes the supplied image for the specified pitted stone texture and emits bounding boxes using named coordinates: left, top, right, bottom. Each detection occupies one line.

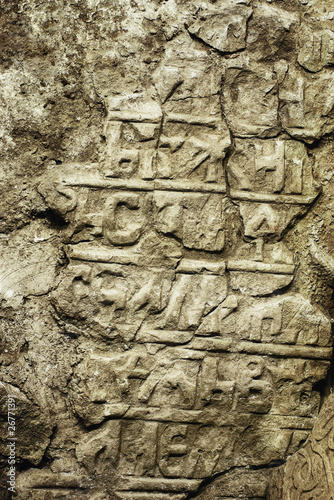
left=188, top=2, right=253, bottom=53
left=222, top=59, right=280, bottom=138
left=1, top=1, right=334, bottom=499
left=0, top=383, right=53, bottom=466
left=279, top=65, right=334, bottom=143
left=268, top=393, right=334, bottom=499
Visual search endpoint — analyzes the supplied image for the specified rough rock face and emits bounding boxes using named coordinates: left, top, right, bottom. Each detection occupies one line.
left=1, top=0, right=334, bottom=499
left=267, top=393, right=334, bottom=499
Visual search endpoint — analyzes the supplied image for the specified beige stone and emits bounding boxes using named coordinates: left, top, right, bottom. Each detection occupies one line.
left=268, top=393, right=334, bottom=499
left=1, top=1, right=334, bottom=499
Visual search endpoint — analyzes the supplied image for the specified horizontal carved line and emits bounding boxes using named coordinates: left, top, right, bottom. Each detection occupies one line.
left=107, top=112, right=221, bottom=127
left=100, top=405, right=316, bottom=428
left=67, top=247, right=294, bottom=277
left=66, top=176, right=155, bottom=190
left=115, top=493, right=185, bottom=500
left=176, top=259, right=226, bottom=275
left=67, top=246, right=141, bottom=265
left=136, top=333, right=331, bottom=359
left=16, top=471, right=89, bottom=489
left=188, top=339, right=332, bottom=360
left=230, top=189, right=319, bottom=205
left=64, top=176, right=319, bottom=203
left=108, top=111, right=162, bottom=122
left=259, top=415, right=315, bottom=429
left=138, top=329, right=194, bottom=344
left=154, top=180, right=226, bottom=193
left=116, top=478, right=201, bottom=492
left=121, top=406, right=203, bottom=423
left=65, top=176, right=227, bottom=194
left=165, top=112, right=221, bottom=126
left=227, top=260, right=295, bottom=275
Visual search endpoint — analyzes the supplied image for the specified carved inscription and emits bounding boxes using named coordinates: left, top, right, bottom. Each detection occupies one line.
left=16, top=9, right=334, bottom=500
left=279, top=65, right=334, bottom=142
left=227, top=138, right=314, bottom=196
left=34, top=99, right=331, bottom=497
left=103, top=93, right=230, bottom=186
left=298, top=24, right=334, bottom=73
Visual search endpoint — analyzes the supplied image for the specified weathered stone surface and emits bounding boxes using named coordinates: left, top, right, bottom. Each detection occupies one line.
left=298, top=24, right=334, bottom=73
left=222, top=59, right=280, bottom=138
left=297, top=1, right=334, bottom=73
left=247, top=2, right=299, bottom=61
left=227, top=138, right=315, bottom=196
left=279, top=65, right=334, bottom=142
left=188, top=2, right=253, bottom=53
left=267, top=393, right=334, bottom=499
left=1, top=1, right=334, bottom=499
left=0, top=222, right=61, bottom=308
left=0, top=383, right=53, bottom=465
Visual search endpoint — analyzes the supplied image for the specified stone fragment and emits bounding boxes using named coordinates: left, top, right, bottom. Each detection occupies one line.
left=237, top=295, right=332, bottom=347
left=52, top=263, right=176, bottom=339
left=227, top=241, right=296, bottom=295
left=38, top=171, right=78, bottom=221
left=229, top=272, right=293, bottom=296
left=298, top=24, right=334, bottom=72
left=279, top=65, right=334, bottom=142
left=0, top=383, right=53, bottom=466
left=222, top=60, right=280, bottom=137
left=75, top=420, right=120, bottom=475
left=189, top=467, right=272, bottom=499
left=247, top=2, right=299, bottom=60
left=103, top=40, right=231, bottom=184
left=156, top=108, right=230, bottom=184
left=227, top=138, right=316, bottom=197
left=0, top=223, right=60, bottom=308
left=267, top=393, right=334, bottom=499
left=154, top=192, right=227, bottom=251
left=152, top=32, right=221, bottom=101
left=188, top=5, right=253, bottom=53
left=103, top=94, right=162, bottom=179
left=238, top=202, right=308, bottom=239
left=66, top=342, right=330, bottom=489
